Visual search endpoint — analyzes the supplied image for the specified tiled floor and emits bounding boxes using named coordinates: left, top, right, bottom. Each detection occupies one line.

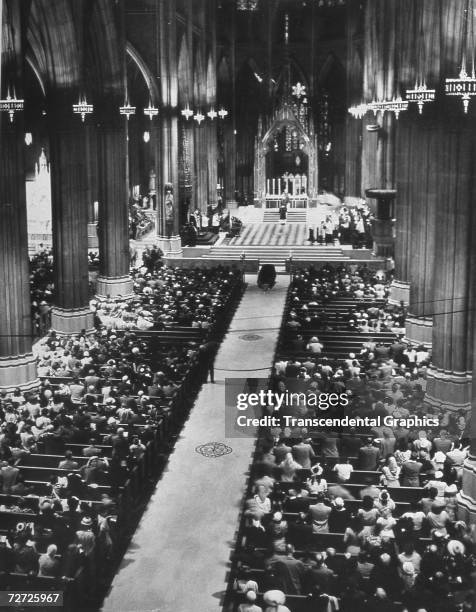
left=102, top=275, right=290, bottom=612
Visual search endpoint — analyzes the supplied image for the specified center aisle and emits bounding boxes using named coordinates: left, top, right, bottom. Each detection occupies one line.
left=102, top=274, right=290, bottom=612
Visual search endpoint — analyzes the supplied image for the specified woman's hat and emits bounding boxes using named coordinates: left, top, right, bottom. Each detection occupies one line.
left=447, top=540, right=465, bottom=556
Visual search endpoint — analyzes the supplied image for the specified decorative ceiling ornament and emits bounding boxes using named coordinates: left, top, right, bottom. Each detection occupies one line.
left=181, top=104, right=194, bottom=120
left=72, top=94, right=93, bottom=122
left=143, top=100, right=159, bottom=120
left=0, top=86, right=24, bottom=123
left=445, top=0, right=476, bottom=114
left=292, top=82, right=307, bottom=99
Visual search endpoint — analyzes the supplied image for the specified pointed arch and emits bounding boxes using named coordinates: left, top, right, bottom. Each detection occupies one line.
left=126, top=42, right=160, bottom=104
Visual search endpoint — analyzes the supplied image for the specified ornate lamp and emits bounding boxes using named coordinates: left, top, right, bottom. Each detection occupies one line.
left=445, top=62, right=476, bottom=114
left=0, top=86, right=24, bottom=123
left=194, top=110, right=205, bottom=125
left=72, top=95, right=93, bottom=122
left=445, top=0, right=476, bottom=114
left=181, top=105, right=194, bottom=120
left=120, top=94, right=136, bottom=120
left=143, top=100, right=159, bottom=120
left=406, top=84, right=436, bottom=114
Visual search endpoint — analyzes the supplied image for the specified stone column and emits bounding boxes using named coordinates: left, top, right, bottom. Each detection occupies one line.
left=156, top=0, right=181, bottom=256
left=391, top=114, right=435, bottom=347
left=157, top=111, right=182, bottom=256
left=365, top=188, right=395, bottom=258
left=49, top=93, right=94, bottom=335
left=426, top=118, right=473, bottom=411
left=223, top=121, right=236, bottom=206
left=207, top=119, right=218, bottom=208
left=95, top=98, right=133, bottom=298
left=0, top=115, right=39, bottom=391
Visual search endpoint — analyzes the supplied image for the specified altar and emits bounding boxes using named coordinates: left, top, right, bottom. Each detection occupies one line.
left=253, top=100, right=318, bottom=208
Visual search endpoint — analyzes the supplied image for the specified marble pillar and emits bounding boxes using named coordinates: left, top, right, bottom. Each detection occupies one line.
left=0, top=118, right=39, bottom=391
left=96, top=102, right=133, bottom=298
left=49, top=95, right=94, bottom=335
left=426, top=119, right=473, bottom=410
left=366, top=188, right=395, bottom=258
left=157, top=112, right=182, bottom=256
left=394, top=116, right=436, bottom=346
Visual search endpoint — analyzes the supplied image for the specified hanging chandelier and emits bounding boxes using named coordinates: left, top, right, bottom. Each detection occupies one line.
left=218, top=107, right=229, bottom=119
left=120, top=93, right=136, bottom=120
left=445, top=0, right=476, bottom=113
left=143, top=100, right=159, bottom=120
left=406, top=84, right=436, bottom=114
left=207, top=108, right=217, bottom=120
left=237, top=0, right=259, bottom=10
left=385, top=97, right=409, bottom=119
left=348, top=103, right=368, bottom=119
left=72, top=94, right=93, bottom=122
left=193, top=110, right=205, bottom=125
left=445, top=61, right=476, bottom=114
left=181, top=105, right=194, bottom=120
left=405, top=4, right=435, bottom=115
left=0, top=86, right=24, bottom=123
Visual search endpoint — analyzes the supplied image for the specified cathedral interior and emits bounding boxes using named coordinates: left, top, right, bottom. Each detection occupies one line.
left=1, top=1, right=476, bottom=611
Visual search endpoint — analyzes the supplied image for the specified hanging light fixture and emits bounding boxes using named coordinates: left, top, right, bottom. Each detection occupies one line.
left=218, top=107, right=229, bottom=119
left=0, top=85, right=24, bottom=123
left=194, top=110, right=205, bottom=125
left=348, top=103, right=368, bottom=119
left=72, top=94, right=93, bottom=122
left=236, top=0, right=259, bottom=10
left=181, top=104, right=194, bottom=120
left=120, top=90, right=136, bottom=120
left=406, top=2, right=435, bottom=114
left=0, top=23, right=24, bottom=123
left=386, top=97, right=409, bottom=119
left=207, top=107, right=217, bottom=120
left=24, top=132, right=33, bottom=146
left=143, top=131, right=150, bottom=143
left=406, top=85, right=436, bottom=114
left=143, top=100, right=159, bottom=120
left=445, top=0, right=476, bottom=113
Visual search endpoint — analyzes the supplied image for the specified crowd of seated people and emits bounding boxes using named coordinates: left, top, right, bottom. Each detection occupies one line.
left=0, top=328, right=197, bottom=596
left=2, top=264, right=241, bottom=606
left=232, top=265, right=475, bottom=611
left=92, top=265, right=241, bottom=331
left=284, top=264, right=406, bottom=336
